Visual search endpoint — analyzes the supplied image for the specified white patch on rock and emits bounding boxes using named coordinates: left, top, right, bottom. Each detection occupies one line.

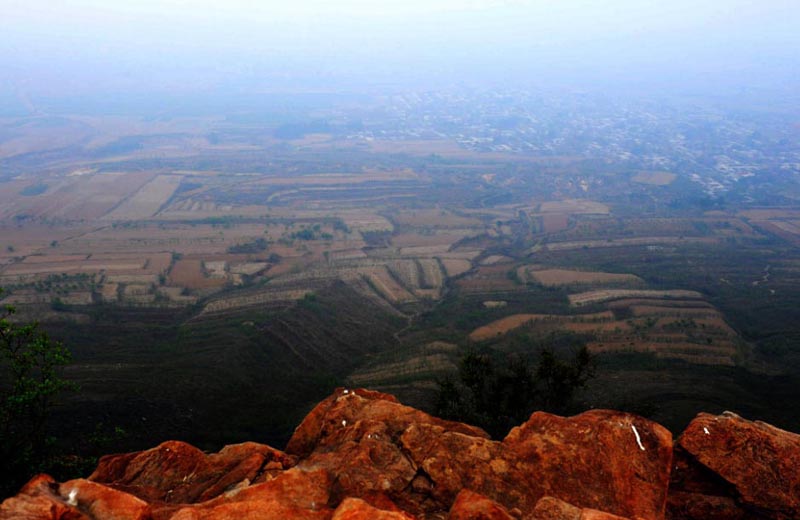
left=342, top=420, right=347, bottom=427
left=631, top=424, right=646, bottom=451
left=703, top=427, right=710, bottom=435
left=67, top=489, right=78, bottom=507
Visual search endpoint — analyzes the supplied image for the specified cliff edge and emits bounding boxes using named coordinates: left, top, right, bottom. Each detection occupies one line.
left=1, top=388, right=798, bottom=519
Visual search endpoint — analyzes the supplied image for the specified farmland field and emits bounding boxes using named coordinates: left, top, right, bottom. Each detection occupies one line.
left=1, top=93, right=800, bottom=467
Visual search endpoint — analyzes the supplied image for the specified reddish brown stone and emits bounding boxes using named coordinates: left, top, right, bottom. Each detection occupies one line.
left=58, top=479, right=150, bottom=520
left=530, top=497, right=631, bottom=520
left=0, top=475, right=86, bottom=520
left=678, top=412, right=800, bottom=519
left=288, top=390, right=671, bottom=519
left=502, top=409, right=673, bottom=518
left=7, top=390, right=800, bottom=520
left=0, top=474, right=149, bottom=520
left=157, top=467, right=331, bottom=520
left=90, top=440, right=296, bottom=503
left=448, top=489, right=514, bottom=520
left=666, top=491, right=746, bottom=520
left=331, top=497, right=414, bottom=519
left=286, top=387, right=488, bottom=458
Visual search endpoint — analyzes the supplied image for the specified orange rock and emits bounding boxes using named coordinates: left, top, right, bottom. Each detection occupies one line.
left=157, top=467, right=332, bottom=520
left=666, top=491, right=746, bottom=520
left=502, top=409, right=673, bottom=518
left=0, top=474, right=149, bottom=520
left=0, top=475, right=86, bottom=520
left=288, top=389, right=671, bottom=519
left=5, top=390, right=800, bottom=520
left=58, top=479, right=150, bottom=520
left=331, top=497, right=414, bottom=519
left=448, top=489, right=514, bottom=519
left=90, top=440, right=296, bottom=503
left=286, top=387, right=488, bottom=458
left=530, top=497, right=631, bottom=520
left=677, top=412, right=800, bottom=519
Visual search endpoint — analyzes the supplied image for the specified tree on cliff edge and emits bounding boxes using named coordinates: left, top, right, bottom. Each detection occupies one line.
left=435, top=347, right=594, bottom=438
left=0, top=288, right=74, bottom=497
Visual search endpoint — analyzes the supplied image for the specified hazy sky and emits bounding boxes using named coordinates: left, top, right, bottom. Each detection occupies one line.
left=2, top=0, right=799, bottom=99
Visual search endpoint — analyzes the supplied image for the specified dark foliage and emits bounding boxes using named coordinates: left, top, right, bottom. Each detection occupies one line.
left=435, top=347, right=594, bottom=439
left=0, top=289, right=75, bottom=497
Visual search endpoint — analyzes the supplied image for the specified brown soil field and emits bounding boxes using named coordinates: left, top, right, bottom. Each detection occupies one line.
left=749, top=221, right=800, bottom=246
left=569, top=289, right=704, bottom=307
left=469, top=311, right=614, bottom=341
left=587, top=341, right=736, bottom=366
left=329, top=249, right=368, bottom=261
left=562, top=321, right=634, bottom=333
left=606, top=299, right=714, bottom=309
left=628, top=305, right=722, bottom=318
left=105, top=174, right=183, bottom=220
left=1, top=172, right=156, bottom=221
left=21, top=254, right=88, bottom=264
left=229, top=262, right=269, bottom=276
left=417, top=259, right=444, bottom=288
left=200, top=288, right=309, bottom=314
left=769, top=220, right=800, bottom=235
left=100, top=283, right=119, bottom=302
left=632, top=171, right=677, bottom=185
left=387, top=259, right=421, bottom=290
left=398, top=246, right=452, bottom=256
left=539, top=199, right=610, bottom=214
left=391, top=232, right=470, bottom=248
left=440, top=258, right=472, bottom=277
left=144, top=253, right=173, bottom=273
left=342, top=214, right=394, bottom=232
left=545, top=236, right=717, bottom=252
left=456, top=264, right=522, bottom=293
left=168, top=259, right=226, bottom=289
left=480, top=255, right=513, bottom=265
left=348, top=353, right=457, bottom=386
left=366, top=139, right=467, bottom=156
left=541, top=213, right=569, bottom=232
left=366, top=266, right=416, bottom=304
left=528, top=269, right=643, bottom=286
left=392, top=210, right=483, bottom=229
left=739, top=209, right=800, bottom=220
left=105, top=274, right=158, bottom=284
left=250, top=169, right=419, bottom=186
left=157, top=201, right=271, bottom=220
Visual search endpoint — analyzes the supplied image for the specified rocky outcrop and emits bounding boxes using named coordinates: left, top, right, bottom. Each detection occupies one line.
left=668, top=411, right=800, bottom=520
left=1, top=389, right=798, bottom=520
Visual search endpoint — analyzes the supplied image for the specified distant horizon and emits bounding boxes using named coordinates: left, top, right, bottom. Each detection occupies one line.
left=2, top=0, right=798, bottom=111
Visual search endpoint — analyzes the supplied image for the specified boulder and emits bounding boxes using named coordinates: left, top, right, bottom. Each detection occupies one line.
left=90, top=440, right=296, bottom=503
left=0, top=474, right=149, bottom=520
left=530, top=497, right=631, bottom=520
left=675, top=411, right=800, bottom=519
left=502, top=409, right=672, bottom=518
left=448, top=489, right=515, bottom=519
left=4, top=390, right=800, bottom=520
left=163, top=467, right=331, bottom=520
left=331, top=497, right=414, bottom=519
left=287, top=388, right=672, bottom=518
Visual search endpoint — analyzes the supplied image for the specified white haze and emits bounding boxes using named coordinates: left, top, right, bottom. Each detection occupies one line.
left=1, top=0, right=798, bottom=104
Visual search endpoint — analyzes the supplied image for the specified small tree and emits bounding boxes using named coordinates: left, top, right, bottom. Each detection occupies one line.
left=0, top=289, right=74, bottom=496
left=435, top=346, right=594, bottom=438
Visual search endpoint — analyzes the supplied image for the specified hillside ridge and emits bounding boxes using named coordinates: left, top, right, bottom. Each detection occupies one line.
left=2, top=388, right=798, bottom=520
